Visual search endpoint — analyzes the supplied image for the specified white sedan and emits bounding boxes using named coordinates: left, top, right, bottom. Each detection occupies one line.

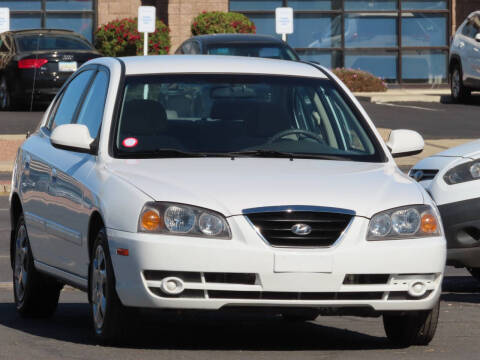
left=411, top=140, right=480, bottom=279
left=9, top=55, right=445, bottom=345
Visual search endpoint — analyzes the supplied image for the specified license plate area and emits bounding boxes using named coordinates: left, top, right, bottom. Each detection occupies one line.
left=274, top=252, right=333, bottom=273
left=58, top=61, right=77, bottom=72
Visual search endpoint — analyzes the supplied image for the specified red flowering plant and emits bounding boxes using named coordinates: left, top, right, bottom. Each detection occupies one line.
left=332, top=68, right=387, bottom=92
left=191, top=11, right=256, bottom=35
left=95, top=17, right=171, bottom=56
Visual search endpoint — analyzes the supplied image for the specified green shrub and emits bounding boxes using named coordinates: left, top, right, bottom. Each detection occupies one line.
left=95, top=17, right=171, bottom=56
left=332, top=68, right=387, bottom=92
left=191, top=11, right=256, bottom=35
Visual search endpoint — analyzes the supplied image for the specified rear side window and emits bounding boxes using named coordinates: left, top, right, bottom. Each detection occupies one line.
left=16, top=35, right=93, bottom=51
left=49, top=70, right=95, bottom=130
left=76, top=70, right=109, bottom=138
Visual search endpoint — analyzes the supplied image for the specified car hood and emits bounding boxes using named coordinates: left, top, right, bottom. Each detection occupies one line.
left=106, top=158, right=424, bottom=218
left=430, top=139, right=480, bottom=158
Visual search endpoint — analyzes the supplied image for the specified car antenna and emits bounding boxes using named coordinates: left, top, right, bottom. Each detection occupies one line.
left=29, top=33, right=42, bottom=112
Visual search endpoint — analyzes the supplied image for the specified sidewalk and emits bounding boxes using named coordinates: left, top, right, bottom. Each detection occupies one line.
left=0, top=132, right=473, bottom=194
left=354, top=89, right=451, bottom=103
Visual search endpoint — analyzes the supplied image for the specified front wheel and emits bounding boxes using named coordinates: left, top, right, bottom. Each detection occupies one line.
left=383, top=300, right=440, bottom=347
left=450, top=66, right=470, bottom=103
left=89, top=228, right=136, bottom=344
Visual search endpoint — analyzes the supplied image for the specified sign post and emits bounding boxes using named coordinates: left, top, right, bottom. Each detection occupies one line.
left=138, top=6, right=156, bottom=56
left=275, top=7, right=293, bottom=42
left=0, top=8, right=10, bottom=33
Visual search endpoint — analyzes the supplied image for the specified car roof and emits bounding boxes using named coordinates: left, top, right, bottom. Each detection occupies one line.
left=188, top=34, right=286, bottom=45
left=10, top=29, right=80, bottom=36
left=118, top=55, right=327, bottom=78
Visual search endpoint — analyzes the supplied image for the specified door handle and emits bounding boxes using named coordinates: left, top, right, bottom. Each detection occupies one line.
left=459, top=41, right=465, bottom=48
left=51, top=168, right=57, bottom=183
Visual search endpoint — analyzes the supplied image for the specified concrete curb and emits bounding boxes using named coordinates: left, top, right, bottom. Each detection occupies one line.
left=354, top=89, right=450, bottom=104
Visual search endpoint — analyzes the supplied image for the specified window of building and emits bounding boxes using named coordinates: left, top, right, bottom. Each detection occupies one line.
left=231, top=0, right=450, bottom=84
left=0, top=0, right=96, bottom=41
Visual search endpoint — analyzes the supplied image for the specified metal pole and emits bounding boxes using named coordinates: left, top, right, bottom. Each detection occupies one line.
left=144, top=32, right=148, bottom=56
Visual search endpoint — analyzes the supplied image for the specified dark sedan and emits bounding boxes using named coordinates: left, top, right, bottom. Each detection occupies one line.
left=175, top=34, right=299, bottom=61
left=0, top=29, right=101, bottom=110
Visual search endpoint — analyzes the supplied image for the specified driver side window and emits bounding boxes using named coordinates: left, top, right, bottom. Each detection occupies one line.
left=48, top=70, right=95, bottom=131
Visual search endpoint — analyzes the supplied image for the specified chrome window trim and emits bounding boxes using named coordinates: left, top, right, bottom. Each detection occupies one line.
left=242, top=205, right=356, bottom=216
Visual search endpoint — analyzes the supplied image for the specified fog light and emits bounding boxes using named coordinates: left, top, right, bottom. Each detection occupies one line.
left=408, top=281, right=427, bottom=297
left=160, top=277, right=184, bottom=295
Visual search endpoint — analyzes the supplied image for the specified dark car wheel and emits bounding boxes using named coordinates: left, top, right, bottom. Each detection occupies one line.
left=450, top=65, right=470, bottom=103
left=13, top=215, right=63, bottom=317
left=0, top=76, right=11, bottom=110
left=89, top=228, right=137, bottom=344
left=383, top=300, right=440, bottom=347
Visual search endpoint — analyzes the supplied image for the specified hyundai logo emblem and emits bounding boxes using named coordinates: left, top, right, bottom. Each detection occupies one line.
left=291, top=223, right=312, bottom=236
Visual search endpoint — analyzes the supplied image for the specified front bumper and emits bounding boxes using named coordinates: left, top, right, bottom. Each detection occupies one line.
left=107, top=216, right=445, bottom=312
left=438, top=197, right=480, bottom=268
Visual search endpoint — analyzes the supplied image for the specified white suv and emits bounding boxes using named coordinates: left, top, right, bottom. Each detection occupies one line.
left=10, top=55, right=445, bottom=346
left=450, top=11, right=480, bottom=102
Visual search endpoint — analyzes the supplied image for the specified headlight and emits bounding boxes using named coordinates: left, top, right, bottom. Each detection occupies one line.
left=138, top=202, right=231, bottom=239
left=444, top=160, right=480, bottom=185
left=367, top=205, right=440, bottom=241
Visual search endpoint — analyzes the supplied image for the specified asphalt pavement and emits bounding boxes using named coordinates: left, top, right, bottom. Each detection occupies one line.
left=1, top=195, right=480, bottom=359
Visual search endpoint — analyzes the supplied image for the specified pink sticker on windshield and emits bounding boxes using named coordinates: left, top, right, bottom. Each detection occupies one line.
left=122, top=137, right=138, bottom=148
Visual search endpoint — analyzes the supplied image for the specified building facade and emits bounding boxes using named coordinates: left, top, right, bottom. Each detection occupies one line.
left=2, top=0, right=480, bottom=84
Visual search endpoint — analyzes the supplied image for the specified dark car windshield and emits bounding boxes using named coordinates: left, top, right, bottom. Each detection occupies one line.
left=206, top=43, right=298, bottom=61
left=16, top=35, right=93, bottom=51
left=114, top=74, right=384, bottom=162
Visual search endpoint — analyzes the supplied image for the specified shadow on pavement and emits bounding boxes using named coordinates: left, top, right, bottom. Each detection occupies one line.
left=441, top=94, right=480, bottom=106
left=0, top=275, right=478, bottom=349
left=0, top=301, right=393, bottom=350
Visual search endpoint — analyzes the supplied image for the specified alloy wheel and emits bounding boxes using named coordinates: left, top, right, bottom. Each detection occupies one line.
left=451, top=69, right=461, bottom=99
left=92, top=245, right=108, bottom=331
left=14, top=224, right=29, bottom=303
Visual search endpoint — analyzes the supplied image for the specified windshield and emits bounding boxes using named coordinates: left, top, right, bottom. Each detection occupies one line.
left=206, top=43, right=298, bottom=61
left=17, top=35, right=93, bottom=51
left=114, top=74, right=384, bottom=162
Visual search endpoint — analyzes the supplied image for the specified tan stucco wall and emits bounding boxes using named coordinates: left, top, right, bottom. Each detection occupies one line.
left=168, top=0, right=228, bottom=52
left=97, top=0, right=142, bottom=27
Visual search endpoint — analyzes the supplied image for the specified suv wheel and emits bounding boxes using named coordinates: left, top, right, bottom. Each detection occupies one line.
left=383, top=300, right=440, bottom=347
left=451, top=65, right=470, bottom=103
left=13, top=215, right=63, bottom=317
left=0, top=76, right=10, bottom=110
left=89, top=228, right=136, bottom=344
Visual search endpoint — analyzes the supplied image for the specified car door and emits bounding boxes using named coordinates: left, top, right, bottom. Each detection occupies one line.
left=46, top=67, right=109, bottom=277
left=467, top=15, right=480, bottom=85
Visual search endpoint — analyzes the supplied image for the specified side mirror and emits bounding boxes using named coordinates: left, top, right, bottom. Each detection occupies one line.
left=475, top=33, right=480, bottom=42
left=50, top=124, right=95, bottom=153
left=386, top=129, right=424, bottom=158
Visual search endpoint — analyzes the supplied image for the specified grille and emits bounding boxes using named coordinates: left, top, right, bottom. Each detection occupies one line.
left=409, top=169, right=439, bottom=182
left=208, top=291, right=383, bottom=300
left=246, top=210, right=353, bottom=247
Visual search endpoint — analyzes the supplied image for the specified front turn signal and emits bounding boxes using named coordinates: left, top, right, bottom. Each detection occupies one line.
left=140, top=209, right=162, bottom=231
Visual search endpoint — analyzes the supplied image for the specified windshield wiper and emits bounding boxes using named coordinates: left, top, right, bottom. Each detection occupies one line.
left=228, top=149, right=348, bottom=161
left=122, top=148, right=230, bottom=158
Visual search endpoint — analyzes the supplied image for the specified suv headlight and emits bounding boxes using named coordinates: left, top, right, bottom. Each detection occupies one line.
left=444, top=160, right=480, bottom=185
left=367, top=205, right=440, bottom=241
left=138, top=202, right=231, bottom=239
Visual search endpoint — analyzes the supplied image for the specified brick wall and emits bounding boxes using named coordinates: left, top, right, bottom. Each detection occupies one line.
left=97, top=0, right=142, bottom=27
left=167, top=0, right=228, bottom=53
left=454, top=0, right=480, bottom=30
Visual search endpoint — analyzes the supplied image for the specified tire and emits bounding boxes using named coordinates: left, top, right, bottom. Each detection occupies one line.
left=13, top=215, right=63, bottom=317
left=89, top=227, right=136, bottom=344
left=450, top=65, right=471, bottom=103
left=0, top=76, right=11, bottom=111
left=467, top=267, right=480, bottom=281
left=282, top=309, right=319, bottom=322
left=383, top=300, right=440, bottom=347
